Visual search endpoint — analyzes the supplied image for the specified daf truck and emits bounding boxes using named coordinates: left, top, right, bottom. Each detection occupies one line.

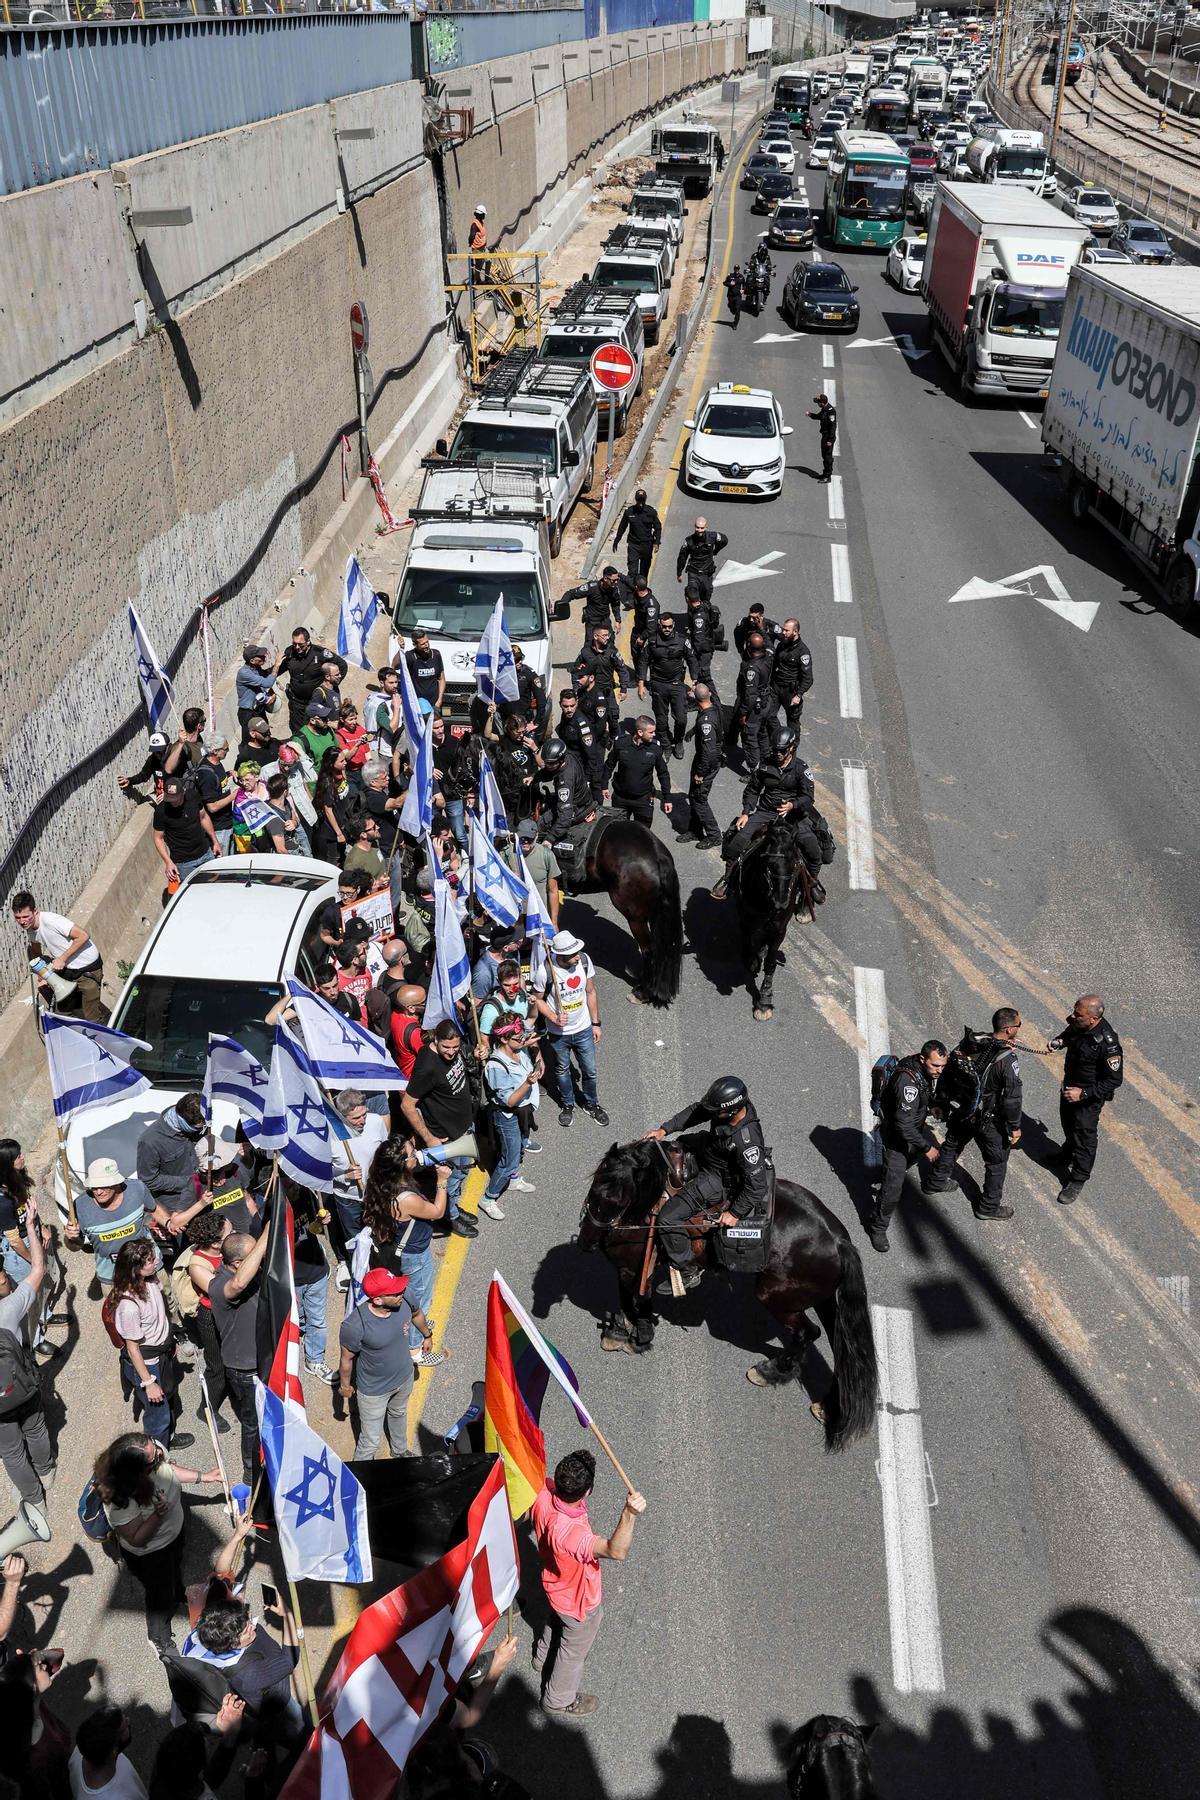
left=922, top=183, right=1089, bottom=399
left=650, top=122, right=719, bottom=196
left=1043, top=264, right=1200, bottom=609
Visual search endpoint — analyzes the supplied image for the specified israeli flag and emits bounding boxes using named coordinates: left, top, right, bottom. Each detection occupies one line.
left=477, top=749, right=510, bottom=839
left=398, top=714, right=434, bottom=842
left=423, top=879, right=472, bottom=1030
left=422, top=830, right=444, bottom=885
left=337, top=554, right=380, bottom=672
left=396, top=647, right=425, bottom=753
left=475, top=597, right=520, bottom=706
left=258, top=1022, right=335, bottom=1191
left=469, top=814, right=527, bottom=929
left=43, top=1014, right=152, bottom=1126
left=284, top=978, right=406, bottom=1091
left=255, top=1380, right=371, bottom=1584
left=203, top=1034, right=270, bottom=1143
left=518, top=841, right=555, bottom=941
left=128, top=602, right=175, bottom=729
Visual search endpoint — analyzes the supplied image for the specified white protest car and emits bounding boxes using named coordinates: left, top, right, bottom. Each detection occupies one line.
left=682, top=382, right=793, bottom=499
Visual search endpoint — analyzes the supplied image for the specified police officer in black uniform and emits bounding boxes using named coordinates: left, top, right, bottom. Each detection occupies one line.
left=572, top=627, right=632, bottom=748
left=276, top=629, right=347, bottom=734
left=687, top=684, right=723, bottom=849
left=676, top=517, right=729, bottom=603
left=533, top=738, right=597, bottom=883
left=489, top=712, right=539, bottom=822
left=733, top=602, right=784, bottom=659
left=510, top=646, right=549, bottom=740
left=714, top=729, right=819, bottom=897
left=557, top=689, right=605, bottom=801
left=572, top=667, right=617, bottom=759
left=561, top=566, right=626, bottom=645
left=731, top=632, right=775, bottom=771
left=769, top=618, right=814, bottom=732
left=643, top=1076, right=772, bottom=1292
left=808, top=392, right=837, bottom=484
left=926, top=1008, right=1023, bottom=1221
left=1046, top=995, right=1123, bottom=1205
left=604, top=717, right=673, bottom=825
left=865, top=1041, right=949, bottom=1253
left=628, top=579, right=663, bottom=671
left=613, top=487, right=662, bottom=584
left=683, top=582, right=727, bottom=698
left=636, top=614, right=698, bottom=761
left=724, top=266, right=743, bottom=328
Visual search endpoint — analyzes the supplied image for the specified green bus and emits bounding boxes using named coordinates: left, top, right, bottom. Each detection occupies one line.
left=822, top=130, right=909, bottom=250
left=773, top=74, right=811, bottom=127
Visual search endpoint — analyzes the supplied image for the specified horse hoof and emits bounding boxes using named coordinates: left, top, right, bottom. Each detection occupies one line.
left=601, top=1334, right=640, bottom=1355
left=627, top=988, right=646, bottom=1006
left=810, top=1400, right=826, bottom=1425
left=746, top=1364, right=770, bottom=1388
left=752, top=1007, right=773, bottom=1022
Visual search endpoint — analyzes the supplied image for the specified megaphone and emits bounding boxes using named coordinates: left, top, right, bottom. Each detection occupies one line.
left=0, top=1500, right=52, bottom=1557
left=415, top=1131, right=478, bottom=1167
left=28, top=955, right=78, bottom=1006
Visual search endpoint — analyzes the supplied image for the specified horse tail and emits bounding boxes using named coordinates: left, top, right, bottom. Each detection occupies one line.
left=825, top=1239, right=878, bottom=1452
left=642, top=835, right=683, bottom=1007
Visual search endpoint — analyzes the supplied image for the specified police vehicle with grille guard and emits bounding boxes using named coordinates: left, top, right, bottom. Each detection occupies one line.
left=682, top=383, right=793, bottom=499
left=445, top=350, right=597, bottom=556
left=593, top=226, right=673, bottom=345
left=627, top=175, right=687, bottom=246
left=538, top=280, right=645, bottom=438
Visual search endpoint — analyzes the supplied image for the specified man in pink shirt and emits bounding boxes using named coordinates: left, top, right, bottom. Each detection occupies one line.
left=530, top=1448, right=647, bottom=1719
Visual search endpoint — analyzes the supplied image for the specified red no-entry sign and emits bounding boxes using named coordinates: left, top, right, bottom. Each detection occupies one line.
left=350, top=301, right=369, bottom=355
left=590, top=344, right=637, bottom=392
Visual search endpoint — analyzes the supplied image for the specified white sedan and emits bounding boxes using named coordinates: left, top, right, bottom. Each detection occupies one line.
left=886, top=234, right=928, bottom=292
left=683, top=382, right=792, bottom=499
left=808, top=133, right=836, bottom=168
left=758, top=136, right=797, bottom=174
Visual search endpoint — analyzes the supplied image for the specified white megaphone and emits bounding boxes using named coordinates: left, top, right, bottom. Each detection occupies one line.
left=28, top=955, right=78, bottom=1006
left=0, top=1500, right=52, bottom=1558
left=416, top=1131, right=478, bottom=1166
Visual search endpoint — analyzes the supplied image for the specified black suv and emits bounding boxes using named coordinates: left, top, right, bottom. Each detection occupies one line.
left=781, top=261, right=860, bottom=333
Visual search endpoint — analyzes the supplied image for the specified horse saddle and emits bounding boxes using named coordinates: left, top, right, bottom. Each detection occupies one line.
left=713, top=1166, right=776, bottom=1274
left=550, top=810, right=618, bottom=884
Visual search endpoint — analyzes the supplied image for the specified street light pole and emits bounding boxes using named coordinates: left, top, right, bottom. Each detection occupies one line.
left=1050, top=0, right=1079, bottom=159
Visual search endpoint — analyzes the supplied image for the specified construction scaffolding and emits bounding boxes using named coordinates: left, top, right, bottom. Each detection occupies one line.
left=446, top=250, right=553, bottom=387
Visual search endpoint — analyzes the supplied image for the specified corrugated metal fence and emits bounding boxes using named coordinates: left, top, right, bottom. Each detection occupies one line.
left=0, top=16, right=415, bottom=194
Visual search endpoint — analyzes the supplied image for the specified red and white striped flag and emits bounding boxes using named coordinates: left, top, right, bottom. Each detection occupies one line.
left=280, top=1458, right=519, bottom=1800
left=256, top=1191, right=306, bottom=1414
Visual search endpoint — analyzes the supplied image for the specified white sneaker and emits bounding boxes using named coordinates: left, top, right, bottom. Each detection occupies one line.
left=508, top=1177, right=536, bottom=1193
left=478, top=1197, right=506, bottom=1221
left=334, top=1264, right=350, bottom=1292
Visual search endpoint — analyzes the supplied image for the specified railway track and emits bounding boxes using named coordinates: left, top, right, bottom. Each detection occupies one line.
left=1012, top=49, right=1200, bottom=181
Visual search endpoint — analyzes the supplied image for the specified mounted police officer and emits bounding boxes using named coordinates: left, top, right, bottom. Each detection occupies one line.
left=675, top=517, right=729, bottom=603
left=643, top=1076, right=773, bottom=1293
left=926, top=1008, right=1023, bottom=1222
left=683, top=581, right=727, bottom=699
left=769, top=618, right=814, bottom=732
left=636, top=614, right=698, bottom=762
left=865, top=1041, right=948, bottom=1253
left=1046, top=995, right=1123, bottom=1205
left=613, top=487, right=662, bottom=584
left=713, top=729, right=824, bottom=901
left=557, top=689, right=606, bottom=801
left=534, top=738, right=597, bottom=889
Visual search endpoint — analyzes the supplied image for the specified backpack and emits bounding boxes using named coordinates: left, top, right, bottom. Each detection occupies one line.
left=99, top=1290, right=125, bottom=1351
left=936, top=1028, right=1000, bottom=1128
left=170, top=1245, right=202, bottom=1320
left=78, top=1475, right=113, bottom=1543
left=0, top=1328, right=40, bottom=1418
left=869, top=1054, right=900, bottom=1119
left=812, top=811, right=836, bottom=866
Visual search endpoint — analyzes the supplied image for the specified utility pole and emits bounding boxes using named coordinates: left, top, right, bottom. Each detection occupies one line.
left=1050, top=0, right=1079, bottom=159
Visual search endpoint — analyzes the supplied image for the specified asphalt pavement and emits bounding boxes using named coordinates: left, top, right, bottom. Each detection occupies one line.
left=417, top=138, right=1200, bottom=1799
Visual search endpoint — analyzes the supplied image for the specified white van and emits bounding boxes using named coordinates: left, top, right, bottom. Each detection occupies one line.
left=445, top=351, right=597, bottom=556
left=539, top=280, right=645, bottom=438
left=593, top=226, right=672, bottom=345
left=627, top=175, right=687, bottom=245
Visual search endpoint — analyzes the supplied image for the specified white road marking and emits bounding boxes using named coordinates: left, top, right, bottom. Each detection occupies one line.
left=1018, top=411, right=1038, bottom=429
left=830, top=542, right=853, bottom=605
left=1157, top=1274, right=1192, bottom=1314
left=842, top=760, right=877, bottom=890
left=837, top=636, right=862, bottom=719
left=712, top=550, right=785, bottom=587
left=822, top=344, right=834, bottom=368
left=873, top=1304, right=946, bottom=1695
left=827, top=474, right=845, bottom=522
left=853, top=965, right=888, bottom=1166
left=948, top=563, right=1098, bottom=632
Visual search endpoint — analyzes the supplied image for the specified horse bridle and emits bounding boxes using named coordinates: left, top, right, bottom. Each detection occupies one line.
left=792, top=1724, right=868, bottom=1783
left=579, top=1138, right=682, bottom=1235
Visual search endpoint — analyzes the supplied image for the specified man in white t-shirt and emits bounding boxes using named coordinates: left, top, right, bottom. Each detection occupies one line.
left=69, top=1703, right=149, bottom=1800
left=530, top=929, right=608, bottom=1130
left=11, top=890, right=108, bottom=1023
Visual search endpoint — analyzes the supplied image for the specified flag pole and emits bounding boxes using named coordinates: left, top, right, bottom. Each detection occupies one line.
left=54, top=1125, right=78, bottom=1232
left=587, top=1418, right=636, bottom=1496
left=286, top=1576, right=321, bottom=1729
left=198, top=1371, right=236, bottom=1522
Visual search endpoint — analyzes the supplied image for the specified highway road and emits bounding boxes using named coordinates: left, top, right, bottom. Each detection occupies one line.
left=418, top=140, right=1200, bottom=1798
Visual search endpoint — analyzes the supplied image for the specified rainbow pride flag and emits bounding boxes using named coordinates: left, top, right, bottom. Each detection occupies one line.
left=484, top=1271, right=592, bottom=1519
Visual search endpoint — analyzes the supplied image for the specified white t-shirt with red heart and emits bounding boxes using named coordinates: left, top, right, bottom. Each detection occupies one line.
left=535, top=955, right=596, bottom=1037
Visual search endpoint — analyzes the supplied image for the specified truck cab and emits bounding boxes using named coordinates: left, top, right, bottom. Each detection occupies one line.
left=446, top=351, right=597, bottom=558
left=966, top=128, right=1048, bottom=196
left=650, top=123, right=719, bottom=196
left=594, top=226, right=672, bottom=345
left=538, top=280, right=645, bottom=438
left=394, top=462, right=565, bottom=727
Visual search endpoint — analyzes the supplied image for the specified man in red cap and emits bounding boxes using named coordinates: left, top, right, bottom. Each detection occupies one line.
left=337, top=1268, right=439, bottom=1459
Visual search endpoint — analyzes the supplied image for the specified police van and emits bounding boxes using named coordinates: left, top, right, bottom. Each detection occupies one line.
left=538, top=280, right=645, bottom=438
left=626, top=175, right=687, bottom=246
left=444, top=351, right=597, bottom=557
left=593, top=225, right=673, bottom=345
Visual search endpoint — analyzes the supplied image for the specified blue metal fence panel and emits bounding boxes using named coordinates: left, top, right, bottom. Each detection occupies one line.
left=585, top=0, right=695, bottom=35
left=0, top=17, right=415, bottom=195
left=423, top=6, right=584, bottom=74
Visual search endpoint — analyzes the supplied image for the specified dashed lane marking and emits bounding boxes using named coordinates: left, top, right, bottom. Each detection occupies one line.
left=1018, top=411, right=1038, bottom=429
left=837, top=635, right=862, bottom=719
left=827, top=473, right=845, bottom=522
left=854, top=965, right=888, bottom=1168
left=842, top=760, right=877, bottom=890
left=873, top=1304, right=946, bottom=1695
left=831, top=542, right=853, bottom=604
left=822, top=344, right=834, bottom=368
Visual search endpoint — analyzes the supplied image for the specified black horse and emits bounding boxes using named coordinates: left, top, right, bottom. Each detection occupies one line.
left=787, top=1717, right=878, bottom=1799
left=585, top=817, right=682, bottom=1007
left=578, top=1136, right=877, bottom=1452
left=733, top=816, right=815, bottom=1021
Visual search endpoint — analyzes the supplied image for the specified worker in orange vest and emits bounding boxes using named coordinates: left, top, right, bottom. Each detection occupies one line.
left=469, top=205, right=491, bottom=285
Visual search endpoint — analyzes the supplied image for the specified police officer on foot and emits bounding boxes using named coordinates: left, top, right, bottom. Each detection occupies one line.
left=676, top=517, right=729, bottom=602
left=1047, top=995, right=1123, bottom=1205
left=687, top=684, right=723, bottom=849
left=683, top=582, right=727, bottom=699
left=724, top=266, right=743, bottom=328
left=730, top=632, right=774, bottom=772
left=926, top=1009, right=1022, bottom=1221
left=636, top=614, right=698, bottom=761
left=613, top=487, right=662, bottom=584
left=557, top=689, right=606, bottom=801
left=770, top=618, right=814, bottom=732
left=644, top=1076, right=772, bottom=1293
left=605, top=717, right=673, bottom=825
left=562, top=567, right=626, bottom=645
left=865, top=1041, right=948, bottom=1253
left=808, top=393, right=837, bottom=483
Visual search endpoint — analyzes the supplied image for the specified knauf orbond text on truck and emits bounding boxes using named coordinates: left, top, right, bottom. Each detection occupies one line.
left=1043, top=265, right=1200, bottom=608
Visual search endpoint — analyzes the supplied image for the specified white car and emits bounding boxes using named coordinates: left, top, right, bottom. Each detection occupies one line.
left=758, top=136, right=797, bottom=175
left=823, top=110, right=849, bottom=131
left=683, top=382, right=793, bottom=499
left=56, top=855, right=340, bottom=1210
left=1082, top=244, right=1133, bottom=265
left=1067, top=185, right=1120, bottom=232
left=887, top=233, right=928, bottom=292
left=808, top=133, right=836, bottom=168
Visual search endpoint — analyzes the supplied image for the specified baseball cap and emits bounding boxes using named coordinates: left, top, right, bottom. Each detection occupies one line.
left=362, top=1268, right=410, bottom=1300
left=246, top=715, right=270, bottom=735
left=149, top=732, right=169, bottom=751
left=84, top=1157, right=126, bottom=1190
left=343, top=918, right=373, bottom=945
left=305, top=701, right=333, bottom=721
left=243, top=643, right=268, bottom=660
left=163, top=778, right=187, bottom=801
left=516, top=819, right=538, bottom=842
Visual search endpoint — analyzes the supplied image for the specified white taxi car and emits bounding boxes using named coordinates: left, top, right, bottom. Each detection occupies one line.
left=683, top=382, right=792, bottom=499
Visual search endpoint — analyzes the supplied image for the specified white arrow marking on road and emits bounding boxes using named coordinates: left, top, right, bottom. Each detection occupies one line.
left=754, top=331, right=806, bottom=344
left=846, top=332, right=929, bottom=362
left=873, top=1304, right=946, bottom=1695
left=948, top=563, right=1098, bottom=632
left=712, top=550, right=785, bottom=587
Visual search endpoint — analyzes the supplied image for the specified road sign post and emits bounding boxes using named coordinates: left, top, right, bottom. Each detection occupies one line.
left=722, top=78, right=741, bottom=156
left=589, top=343, right=637, bottom=498
left=351, top=301, right=370, bottom=476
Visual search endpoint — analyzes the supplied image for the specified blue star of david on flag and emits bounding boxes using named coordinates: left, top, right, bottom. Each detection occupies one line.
left=475, top=596, right=521, bottom=705
left=256, top=1382, right=371, bottom=1583
left=283, top=978, right=408, bottom=1093
left=43, top=1014, right=152, bottom=1126
left=337, top=554, right=381, bottom=672
left=284, top=1446, right=338, bottom=1528
left=128, top=602, right=175, bottom=728
left=204, top=1034, right=270, bottom=1143
left=258, top=1022, right=335, bottom=1190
